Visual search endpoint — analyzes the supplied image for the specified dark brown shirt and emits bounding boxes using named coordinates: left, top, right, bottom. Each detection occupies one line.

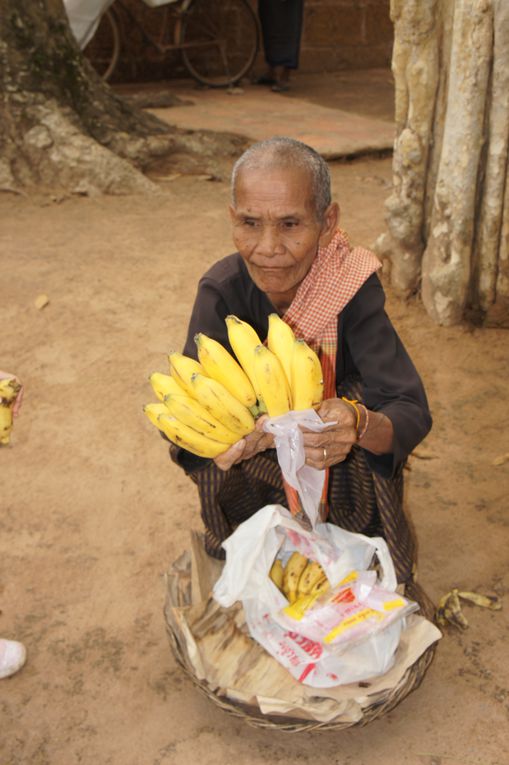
left=173, top=252, right=432, bottom=478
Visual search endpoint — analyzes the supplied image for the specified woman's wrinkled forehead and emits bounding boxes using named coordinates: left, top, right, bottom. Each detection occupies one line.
left=233, top=162, right=319, bottom=217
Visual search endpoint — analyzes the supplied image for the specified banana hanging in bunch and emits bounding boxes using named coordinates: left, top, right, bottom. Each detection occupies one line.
left=282, top=551, right=309, bottom=604
left=189, top=373, right=255, bottom=437
left=291, top=339, right=324, bottom=410
left=144, top=397, right=237, bottom=456
left=149, top=372, right=187, bottom=401
left=168, top=352, right=204, bottom=397
left=194, top=333, right=258, bottom=412
left=158, top=413, right=228, bottom=458
left=146, top=314, right=326, bottom=457
left=267, top=313, right=295, bottom=387
left=253, top=344, right=292, bottom=417
left=0, top=377, right=21, bottom=446
left=267, top=315, right=324, bottom=410
left=144, top=402, right=171, bottom=429
left=164, top=392, right=239, bottom=444
left=225, top=315, right=263, bottom=394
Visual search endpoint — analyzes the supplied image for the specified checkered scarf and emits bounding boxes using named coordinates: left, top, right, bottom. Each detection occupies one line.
left=281, top=228, right=381, bottom=520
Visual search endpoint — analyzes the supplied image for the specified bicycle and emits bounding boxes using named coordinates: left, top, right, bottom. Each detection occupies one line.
left=84, top=0, right=260, bottom=88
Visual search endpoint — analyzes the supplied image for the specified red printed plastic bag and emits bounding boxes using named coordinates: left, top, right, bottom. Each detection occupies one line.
left=213, top=504, right=416, bottom=687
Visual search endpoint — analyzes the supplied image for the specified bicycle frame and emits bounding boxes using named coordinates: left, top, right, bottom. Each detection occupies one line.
left=85, top=0, right=259, bottom=87
left=115, top=0, right=222, bottom=56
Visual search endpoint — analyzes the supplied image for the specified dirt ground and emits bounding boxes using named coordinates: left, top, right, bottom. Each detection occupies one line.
left=1, top=79, right=509, bottom=765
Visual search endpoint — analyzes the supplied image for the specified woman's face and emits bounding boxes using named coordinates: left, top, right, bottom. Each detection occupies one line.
left=230, top=165, right=338, bottom=309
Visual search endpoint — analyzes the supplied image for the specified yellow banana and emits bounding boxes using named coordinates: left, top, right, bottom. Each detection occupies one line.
left=267, top=313, right=295, bottom=388
left=291, top=338, right=324, bottom=410
left=253, top=344, right=292, bottom=417
left=149, top=372, right=187, bottom=401
left=283, top=552, right=309, bottom=604
left=457, top=591, right=502, bottom=610
left=0, top=378, right=21, bottom=403
left=269, top=558, right=285, bottom=592
left=0, top=404, right=14, bottom=445
left=144, top=402, right=171, bottom=430
left=189, top=373, right=255, bottom=437
left=310, top=576, right=330, bottom=597
left=195, top=333, right=257, bottom=408
left=225, top=315, right=262, bottom=393
left=436, top=589, right=469, bottom=630
left=158, top=413, right=228, bottom=458
left=164, top=393, right=239, bottom=444
left=168, top=352, right=205, bottom=397
left=297, top=560, right=326, bottom=596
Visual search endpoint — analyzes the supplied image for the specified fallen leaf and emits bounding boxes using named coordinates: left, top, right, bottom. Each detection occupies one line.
left=410, top=447, right=435, bottom=460
left=154, top=173, right=182, bottom=183
left=34, top=294, right=49, bottom=310
left=492, top=452, right=509, bottom=466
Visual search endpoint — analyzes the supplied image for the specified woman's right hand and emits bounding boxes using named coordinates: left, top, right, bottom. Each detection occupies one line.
left=213, top=415, right=274, bottom=471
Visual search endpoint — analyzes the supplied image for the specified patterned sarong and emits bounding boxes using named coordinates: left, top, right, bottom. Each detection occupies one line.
left=184, top=378, right=416, bottom=583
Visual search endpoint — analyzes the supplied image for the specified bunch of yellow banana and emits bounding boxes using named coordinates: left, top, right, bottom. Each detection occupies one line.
left=144, top=341, right=257, bottom=458
left=195, top=332, right=258, bottom=412
left=143, top=314, right=325, bottom=455
left=267, top=313, right=324, bottom=411
left=0, top=377, right=21, bottom=446
left=269, top=552, right=329, bottom=603
left=228, top=313, right=324, bottom=416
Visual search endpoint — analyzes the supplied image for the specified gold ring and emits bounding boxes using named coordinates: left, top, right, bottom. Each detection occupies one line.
left=323, top=447, right=327, bottom=461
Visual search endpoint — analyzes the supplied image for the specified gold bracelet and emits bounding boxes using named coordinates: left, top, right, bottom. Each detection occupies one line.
left=341, top=396, right=361, bottom=431
left=357, top=404, right=369, bottom=440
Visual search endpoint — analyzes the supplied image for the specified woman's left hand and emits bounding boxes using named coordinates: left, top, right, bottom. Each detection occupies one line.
left=300, top=398, right=357, bottom=469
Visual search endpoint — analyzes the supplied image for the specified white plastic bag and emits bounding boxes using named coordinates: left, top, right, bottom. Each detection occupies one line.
left=263, top=409, right=333, bottom=527
left=213, top=505, right=416, bottom=687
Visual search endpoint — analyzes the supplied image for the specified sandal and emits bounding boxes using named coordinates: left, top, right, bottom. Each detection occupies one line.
left=256, top=74, right=277, bottom=86
left=271, top=82, right=290, bottom=93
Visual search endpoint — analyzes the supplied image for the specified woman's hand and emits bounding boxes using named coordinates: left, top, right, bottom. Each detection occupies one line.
left=213, top=415, right=275, bottom=471
left=300, top=398, right=358, bottom=469
left=0, top=371, right=24, bottom=417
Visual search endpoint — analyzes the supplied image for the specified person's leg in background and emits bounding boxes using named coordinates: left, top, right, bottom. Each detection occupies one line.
left=257, top=0, right=304, bottom=92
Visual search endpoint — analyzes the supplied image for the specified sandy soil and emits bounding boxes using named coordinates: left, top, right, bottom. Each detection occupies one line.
left=1, top=154, right=508, bottom=765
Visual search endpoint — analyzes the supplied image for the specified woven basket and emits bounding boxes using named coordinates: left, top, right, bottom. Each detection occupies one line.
left=164, top=547, right=438, bottom=732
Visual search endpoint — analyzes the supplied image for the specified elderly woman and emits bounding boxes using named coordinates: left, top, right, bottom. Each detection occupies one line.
left=169, top=137, right=432, bottom=591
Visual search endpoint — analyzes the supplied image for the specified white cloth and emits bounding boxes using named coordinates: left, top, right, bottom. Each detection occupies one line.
left=63, top=0, right=116, bottom=49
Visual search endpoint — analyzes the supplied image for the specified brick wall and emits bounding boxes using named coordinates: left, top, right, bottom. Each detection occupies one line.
left=299, top=0, right=393, bottom=71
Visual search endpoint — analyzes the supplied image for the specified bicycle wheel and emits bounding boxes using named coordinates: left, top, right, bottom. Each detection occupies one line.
left=83, top=8, right=120, bottom=82
left=179, top=0, right=259, bottom=87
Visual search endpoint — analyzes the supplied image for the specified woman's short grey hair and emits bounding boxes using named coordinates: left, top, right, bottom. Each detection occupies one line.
left=231, top=137, right=331, bottom=220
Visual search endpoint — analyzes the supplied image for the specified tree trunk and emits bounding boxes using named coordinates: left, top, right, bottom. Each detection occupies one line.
left=377, top=0, right=509, bottom=327
left=0, top=0, right=237, bottom=195
left=376, top=0, right=440, bottom=294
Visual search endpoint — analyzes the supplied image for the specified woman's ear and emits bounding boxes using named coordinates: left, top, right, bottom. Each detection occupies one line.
left=318, top=202, right=340, bottom=248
